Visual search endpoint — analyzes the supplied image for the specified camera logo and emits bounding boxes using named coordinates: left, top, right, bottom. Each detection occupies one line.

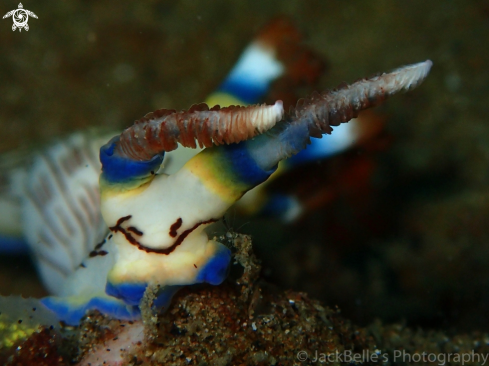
left=3, top=3, right=38, bottom=32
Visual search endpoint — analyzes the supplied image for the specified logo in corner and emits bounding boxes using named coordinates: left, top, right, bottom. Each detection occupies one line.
left=3, top=3, right=37, bottom=32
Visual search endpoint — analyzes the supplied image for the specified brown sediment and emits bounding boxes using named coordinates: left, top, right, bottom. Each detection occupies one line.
left=1, top=328, right=67, bottom=366
left=54, top=234, right=489, bottom=365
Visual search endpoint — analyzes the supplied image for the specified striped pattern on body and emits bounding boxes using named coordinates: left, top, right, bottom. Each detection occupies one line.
left=16, top=133, right=109, bottom=295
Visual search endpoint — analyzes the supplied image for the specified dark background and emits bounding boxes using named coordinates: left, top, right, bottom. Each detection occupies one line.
left=1, top=0, right=488, bottom=332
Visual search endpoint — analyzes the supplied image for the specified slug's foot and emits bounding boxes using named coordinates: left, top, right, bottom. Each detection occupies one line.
left=41, top=242, right=231, bottom=325
left=105, top=282, right=182, bottom=315
left=40, top=295, right=140, bottom=326
left=106, top=242, right=232, bottom=308
left=195, top=241, right=232, bottom=285
left=105, top=282, right=147, bottom=306
left=104, top=282, right=182, bottom=311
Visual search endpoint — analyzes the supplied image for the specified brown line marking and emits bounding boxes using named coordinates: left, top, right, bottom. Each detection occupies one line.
left=109, top=215, right=217, bottom=255
left=169, top=218, right=182, bottom=238
left=193, top=264, right=197, bottom=269
left=95, top=239, right=106, bottom=250
left=89, top=249, right=109, bottom=257
left=109, top=215, right=132, bottom=229
left=128, top=226, right=143, bottom=236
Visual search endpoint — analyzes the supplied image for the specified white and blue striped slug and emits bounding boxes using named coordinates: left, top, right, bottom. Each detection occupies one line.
left=40, top=59, right=431, bottom=325
left=0, top=20, right=432, bottom=325
left=0, top=21, right=302, bottom=293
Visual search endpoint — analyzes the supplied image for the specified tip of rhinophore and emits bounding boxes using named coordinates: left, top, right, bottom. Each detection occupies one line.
left=413, top=59, right=433, bottom=85
left=274, top=100, right=285, bottom=121
left=397, top=59, right=433, bottom=74
left=420, top=59, right=433, bottom=74
left=412, top=59, right=433, bottom=73
left=391, top=59, right=433, bottom=91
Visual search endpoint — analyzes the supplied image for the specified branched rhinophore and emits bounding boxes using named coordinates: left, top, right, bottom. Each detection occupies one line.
left=117, top=102, right=284, bottom=161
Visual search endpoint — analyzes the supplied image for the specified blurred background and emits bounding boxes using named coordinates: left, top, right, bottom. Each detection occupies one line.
left=0, top=0, right=488, bottom=332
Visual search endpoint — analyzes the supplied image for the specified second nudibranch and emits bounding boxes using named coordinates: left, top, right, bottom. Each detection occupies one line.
left=42, top=60, right=432, bottom=325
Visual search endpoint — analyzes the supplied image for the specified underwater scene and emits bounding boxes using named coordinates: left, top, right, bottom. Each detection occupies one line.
left=0, top=0, right=487, bottom=365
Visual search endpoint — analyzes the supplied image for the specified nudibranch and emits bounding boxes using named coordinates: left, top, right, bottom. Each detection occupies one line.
left=40, top=60, right=432, bottom=325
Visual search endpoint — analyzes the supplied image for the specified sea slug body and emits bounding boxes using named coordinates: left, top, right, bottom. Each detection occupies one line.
left=40, top=60, right=431, bottom=325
